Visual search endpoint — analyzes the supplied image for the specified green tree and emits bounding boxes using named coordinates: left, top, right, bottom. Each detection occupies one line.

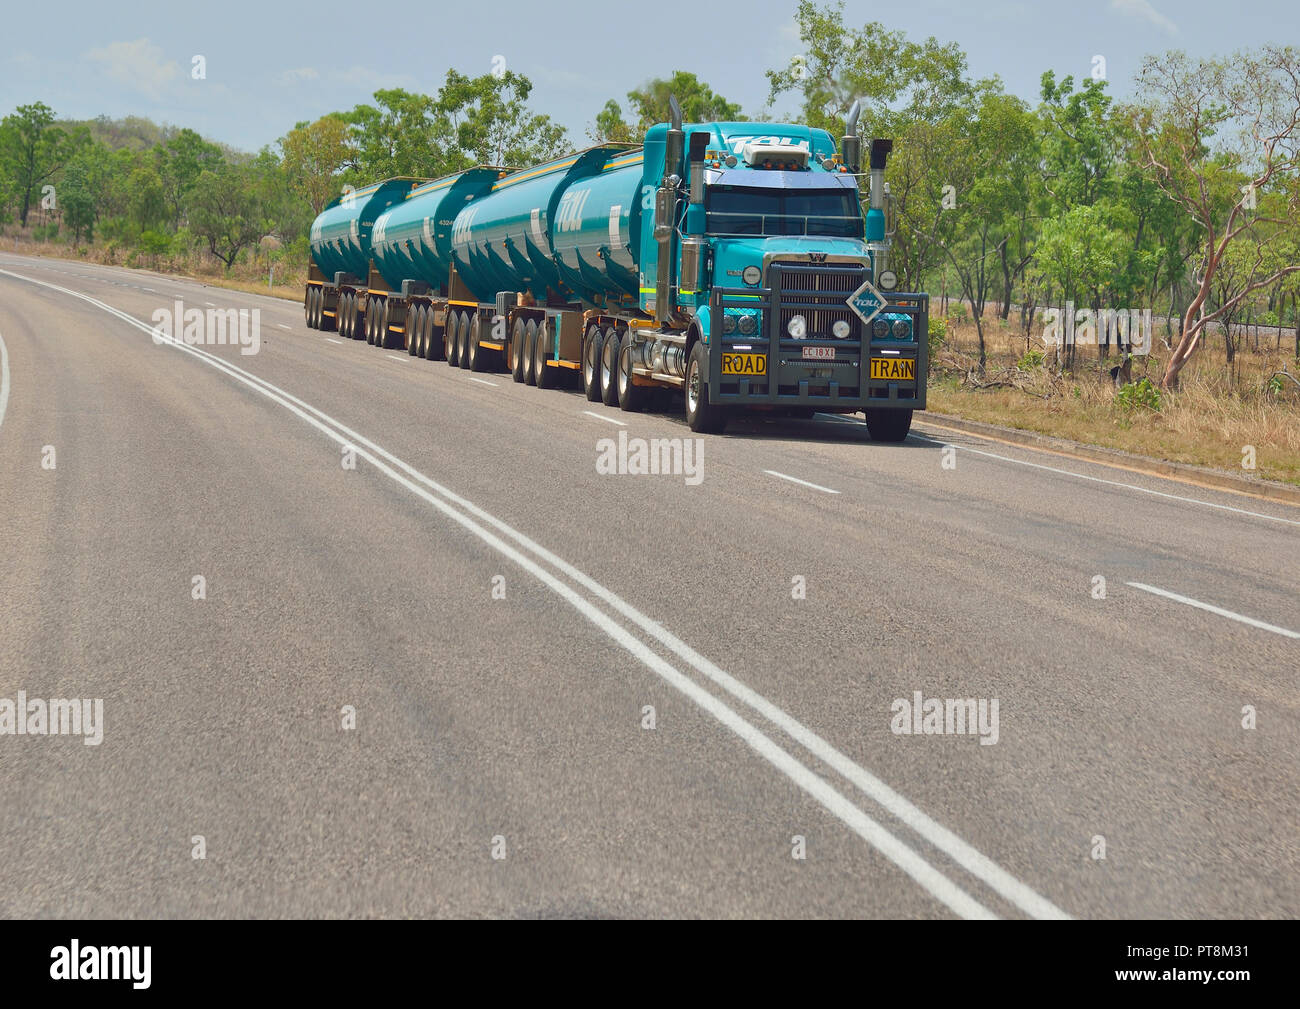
left=0, top=102, right=81, bottom=226
left=624, top=72, right=742, bottom=129
left=127, top=166, right=167, bottom=232
left=281, top=114, right=352, bottom=215
left=154, top=128, right=222, bottom=228
left=187, top=164, right=264, bottom=270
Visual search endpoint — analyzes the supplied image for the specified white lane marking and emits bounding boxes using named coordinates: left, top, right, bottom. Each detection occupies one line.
left=278, top=324, right=291, bottom=330
left=764, top=469, right=840, bottom=495
left=141, top=287, right=155, bottom=293
left=921, top=436, right=1300, bottom=529
left=2, top=268, right=1072, bottom=920
left=1126, top=582, right=1299, bottom=639
left=325, top=338, right=344, bottom=345
left=204, top=301, right=215, bottom=307
left=583, top=410, right=627, bottom=426
left=467, top=377, right=498, bottom=387
left=386, top=354, right=407, bottom=363
left=0, top=328, right=9, bottom=432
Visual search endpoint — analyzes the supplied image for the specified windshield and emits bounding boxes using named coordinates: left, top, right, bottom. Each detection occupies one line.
left=705, top=185, right=863, bottom=238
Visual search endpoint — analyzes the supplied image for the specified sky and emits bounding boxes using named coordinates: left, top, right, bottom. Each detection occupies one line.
left=2, top=0, right=1294, bottom=152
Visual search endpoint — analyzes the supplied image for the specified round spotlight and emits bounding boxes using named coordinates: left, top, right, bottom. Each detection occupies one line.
left=786, top=314, right=807, bottom=339
left=871, top=318, right=889, bottom=338
left=832, top=320, right=851, bottom=339
left=738, top=313, right=758, bottom=336
left=892, top=318, right=910, bottom=339
left=878, top=270, right=898, bottom=290
left=723, top=314, right=737, bottom=335
left=742, top=265, right=761, bottom=286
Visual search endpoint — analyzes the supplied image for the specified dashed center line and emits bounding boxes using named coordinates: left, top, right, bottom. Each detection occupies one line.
left=278, top=324, right=291, bottom=330
left=583, top=410, right=627, bottom=426
left=386, top=354, right=407, bottom=363
left=1127, top=582, right=1299, bottom=639
left=325, top=338, right=343, bottom=345
left=468, top=377, right=498, bottom=387
left=764, top=470, right=840, bottom=494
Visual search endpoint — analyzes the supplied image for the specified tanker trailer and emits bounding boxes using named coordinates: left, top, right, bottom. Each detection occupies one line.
left=305, top=177, right=420, bottom=333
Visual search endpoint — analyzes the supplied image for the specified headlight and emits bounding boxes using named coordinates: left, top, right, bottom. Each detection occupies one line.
left=892, top=318, right=910, bottom=339
left=871, top=318, right=889, bottom=338
left=832, top=320, right=851, bottom=339
left=786, top=314, right=807, bottom=339
left=738, top=313, right=758, bottom=336
left=742, top=265, right=761, bottom=286
left=723, top=314, right=737, bottom=335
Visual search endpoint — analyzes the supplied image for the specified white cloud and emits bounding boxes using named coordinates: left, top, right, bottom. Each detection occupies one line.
left=84, top=38, right=183, bottom=101
left=1110, top=0, right=1180, bottom=36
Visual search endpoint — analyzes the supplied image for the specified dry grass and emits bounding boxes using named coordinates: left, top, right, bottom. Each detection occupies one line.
left=2, top=236, right=305, bottom=302
left=931, top=318, right=1300, bottom=486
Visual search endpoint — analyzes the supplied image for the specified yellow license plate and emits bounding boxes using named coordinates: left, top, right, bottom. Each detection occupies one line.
left=870, top=357, right=915, bottom=381
left=721, top=352, right=767, bottom=376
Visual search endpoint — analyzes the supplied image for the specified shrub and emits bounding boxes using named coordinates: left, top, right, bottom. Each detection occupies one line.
left=1017, top=348, right=1045, bottom=370
left=1115, top=377, right=1162, bottom=412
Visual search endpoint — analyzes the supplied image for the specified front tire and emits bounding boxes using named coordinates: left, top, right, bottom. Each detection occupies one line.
left=582, top=324, right=603, bottom=401
left=864, top=408, right=913, bottom=442
left=685, top=341, right=727, bottom=434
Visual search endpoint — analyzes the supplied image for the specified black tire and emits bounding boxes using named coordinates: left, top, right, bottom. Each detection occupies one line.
left=445, top=311, right=461, bottom=366
left=864, top=408, right=913, bottom=443
left=365, top=303, right=376, bottom=344
left=617, top=329, right=647, bottom=412
left=358, top=299, right=370, bottom=341
left=582, top=324, right=603, bottom=401
left=305, top=288, right=313, bottom=328
left=312, top=287, right=323, bottom=329
left=457, top=312, right=472, bottom=369
left=321, top=291, right=336, bottom=332
left=468, top=314, right=487, bottom=371
left=381, top=302, right=394, bottom=349
left=685, top=341, right=727, bottom=434
left=510, top=317, right=527, bottom=383
left=534, top=319, right=556, bottom=389
left=409, top=305, right=423, bottom=355
left=521, top=320, right=537, bottom=385
left=599, top=325, right=620, bottom=406
left=339, top=293, right=350, bottom=339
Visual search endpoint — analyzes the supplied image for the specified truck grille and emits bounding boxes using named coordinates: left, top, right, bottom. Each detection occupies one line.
left=770, top=263, right=867, bottom=341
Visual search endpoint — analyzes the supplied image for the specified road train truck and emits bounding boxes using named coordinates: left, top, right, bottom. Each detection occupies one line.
left=303, top=98, right=927, bottom=439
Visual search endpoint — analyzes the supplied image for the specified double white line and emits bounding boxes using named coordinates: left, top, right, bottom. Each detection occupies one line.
left=1, top=268, right=1071, bottom=920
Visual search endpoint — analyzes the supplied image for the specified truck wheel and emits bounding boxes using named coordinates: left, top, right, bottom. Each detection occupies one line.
left=510, top=318, right=526, bottom=383
left=685, top=341, right=727, bottom=434
left=468, top=314, right=486, bottom=371
left=457, top=312, right=472, bottom=369
left=617, top=330, right=646, bottom=412
left=520, top=320, right=536, bottom=385
left=534, top=319, right=555, bottom=389
left=582, top=324, right=603, bottom=401
left=599, top=326, right=620, bottom=406
left=338, top=294, right=350, bottom=338
left=864, top=408, right=913, bottom=443
left=304, top=288, right=313, bottom=328
left=445, top=311, right=461, bottom=365
left=409, top=305, right=422, bottom=355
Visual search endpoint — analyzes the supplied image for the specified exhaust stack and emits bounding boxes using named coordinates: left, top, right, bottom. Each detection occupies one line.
left=653, top=95, right=684, bottom=324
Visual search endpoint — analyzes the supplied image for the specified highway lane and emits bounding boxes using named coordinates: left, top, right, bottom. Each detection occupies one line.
left=1, top=251, right=1295, bottom=918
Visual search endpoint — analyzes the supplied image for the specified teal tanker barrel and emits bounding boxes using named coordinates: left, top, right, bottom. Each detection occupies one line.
left=449, top=145, right=635, bottom=304
left=370, top=167, right=505, bottom=293
left=308, top=178, right=421, bottom=282
left=548, top=149, right=645, bottom=307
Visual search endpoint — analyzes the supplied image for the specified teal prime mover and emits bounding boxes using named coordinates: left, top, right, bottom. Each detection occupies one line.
left=304, top=98, right=927, bottom=439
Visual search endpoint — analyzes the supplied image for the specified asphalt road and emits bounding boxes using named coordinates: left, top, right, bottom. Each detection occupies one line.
left=1, top=252, right=1295, bottom=919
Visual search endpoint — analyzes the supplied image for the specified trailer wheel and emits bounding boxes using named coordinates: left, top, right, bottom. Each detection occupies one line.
left=337, top=293, right=348, bottom=338
left=444, top=311, right=460, bottom=365
left=534, top=319, right=556, bottom=389
left=864, top=408, right=913, bottom=443
left=456, top=312, right=471, bottom=369
left=599, top=325, right=620, bottom=406
left=409, top=305, right=422, bottom=355
left=522, top=319, right=537, bottom=385
left=468, top=314, right=485, bottom=371
left=307, top=288, right=317, bottom=329
left=304, top=288, right=312, bottom=328
left=685, top=341, right=727, bottom=434
left=510, top=318, right=526, bottom=383
left=617, top=330, right=647, bottom=412
left=582, top=324, right=603, bottom=401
